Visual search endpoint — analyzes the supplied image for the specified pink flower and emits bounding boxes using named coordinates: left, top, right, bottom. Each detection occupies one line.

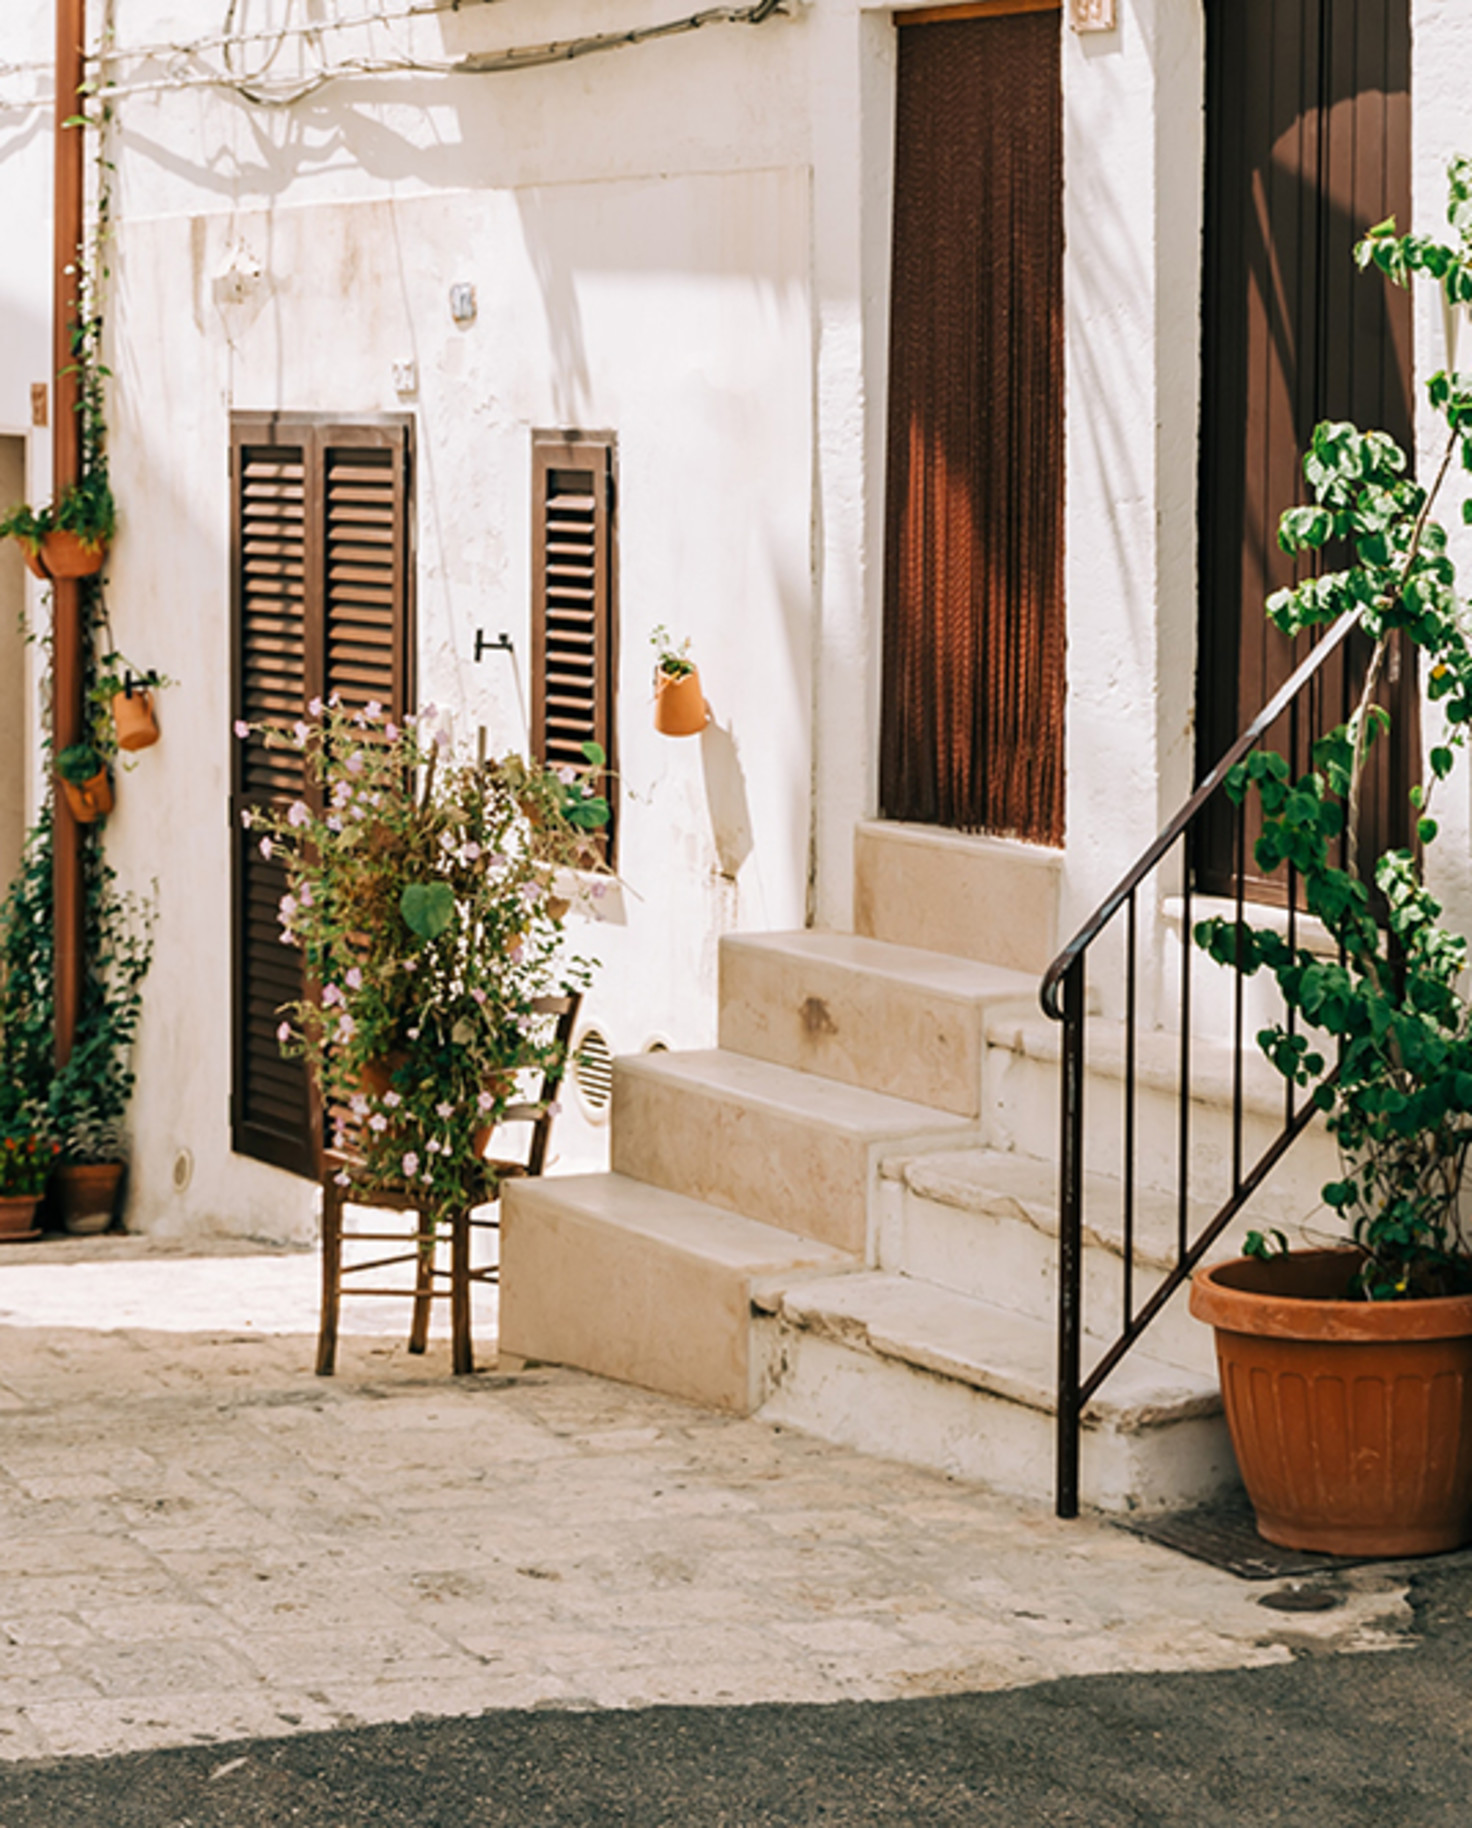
left=287, top=802, right=309, bottom=828
left=470, top=988, right=486, bottom=1006
left=326, top=816, right=343, bottom=833
left=309, top=696, right=323, bottom=716
left=369, top=1113, right=388, bottom=1133
left=476, top=1090, right=494, bottom=1113
left=365, top=699, right=383, bottom=719
left=402, top=957, right=419, bottom=973
left=259, top=837, right=274, bottom=860
left=402, top=1151, right=420, bottom=1178
left=350, top=1095, right=368, bottom=1117
left=591, top=880, right=608, bottom=900
left=298, top=883, right=313, bottom=907
left=345, top=967, right=363, bottom=990
left=334, top=1170, right=351, bottom=1187
left=293, top=721, right=309, bottom=744
left=385, top=723, right=399, bottom=742
left=435, top=1101, right=455, bottom=1119
left=233, top=719, right=250, bottom=739
left=279, top=894, right=298, bottom=923
left=240, top=808, right=254, bottom=829
left=383, top=1091, right=402, bottom=1109
left=276, top=1021, right=291, bottom=1043
left=322, top=984, right=344, bottom=1009
left=337, top=1014, right=356, bottom=1042
left=346, top=752, right=365, bottom=774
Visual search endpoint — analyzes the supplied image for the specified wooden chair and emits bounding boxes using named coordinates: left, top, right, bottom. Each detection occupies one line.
left=315, top=992, right=581, bottom=1377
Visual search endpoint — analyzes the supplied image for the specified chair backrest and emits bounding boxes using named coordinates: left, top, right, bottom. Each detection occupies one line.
left=488, top=990, right=583, bottom=1179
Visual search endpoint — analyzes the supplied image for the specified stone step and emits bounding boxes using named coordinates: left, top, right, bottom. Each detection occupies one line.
left=879, top=1146, right=1346, bottom=1374
left=985, top=1004, right=1341, bottom=1215
left=755, top=1270, right=1236, bottom=1514
left=499, top=1171, right=856, bottom=1415
left=852, top=820, right=1062, bottom=975
left=610, top=1048, right=978, bottom=1257
left=718, top=929, right=1036, bottom=1117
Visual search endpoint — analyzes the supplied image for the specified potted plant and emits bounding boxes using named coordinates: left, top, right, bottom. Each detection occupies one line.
left=46, top=865, right=154, bottom=1234
left=1190, top=158, right=1472, bottom=1557
left=651, top=624, right=707, bottom=736
left=55, top=742, right=113, bottom=823
left=91, top=651, right=172, bottom=754
left=0, top=1131, right=58, bottom=1240
left=238, top=700, right=609, bottom=1220
left=0, top=471, right=115, bottom=581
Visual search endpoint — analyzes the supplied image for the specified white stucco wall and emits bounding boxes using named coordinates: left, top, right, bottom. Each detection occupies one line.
left=96, top=4, right=818, bottom=1237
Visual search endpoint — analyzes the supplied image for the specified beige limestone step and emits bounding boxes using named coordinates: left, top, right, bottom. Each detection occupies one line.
left=718, top=929, right=1036, bottom=1117
left=500, top=1171, right=856, bottom=1415
left=878, top=1146, right=1345, bottom=1375
left=754, top=1270, right=1236, bottom=1513
left=853, top=820, right=1061, bottom=975
left=610, top=1048, right=978, bottom=1256
left=984, top=1003, right=1341, bottom=1215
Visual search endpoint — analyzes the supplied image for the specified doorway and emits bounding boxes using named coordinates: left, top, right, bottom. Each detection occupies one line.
left=879, top=4, right=1065, bottom=846
left=0, top=434, right=26, bottom=894
left=1196, top=0, right=1414, bottom=898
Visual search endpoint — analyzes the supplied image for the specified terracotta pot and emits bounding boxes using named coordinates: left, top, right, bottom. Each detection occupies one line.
left=16, top=540, right=47, bottom=581
left=37, top=530, right=106, bottom=579
left=0, top=1195, right=41, bottom=1241
left=653, top=667, right=707, bottom=736
left=113, top=689, right=160, bottom=752
left=53, top=1162, right=125, bottom=1236
left=1190, top=1249, right=1472, bottom=1557
left=60, top=768, right=113, bottom=824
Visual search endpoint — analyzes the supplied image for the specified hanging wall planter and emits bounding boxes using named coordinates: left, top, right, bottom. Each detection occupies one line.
left=113, top=686, right=159, bottom=752
left=55, top=744, right=114, bottom=824
left=37, top=530, right=107, bottom=580
left=650, top=625, right=707, bottom=736
left=0, top=478, right=115, bottom=582
left=1190, top=1250, right=1472, bottom=1558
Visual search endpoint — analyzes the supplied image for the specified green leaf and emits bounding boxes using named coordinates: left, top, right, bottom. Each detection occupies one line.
left=1419, top=817, right=1439, bottom=845
left=399, top=882, right=456, bottom=940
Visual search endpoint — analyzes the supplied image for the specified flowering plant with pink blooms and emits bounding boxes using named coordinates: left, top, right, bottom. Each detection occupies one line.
left=236, top=698, right=609, bottom=1216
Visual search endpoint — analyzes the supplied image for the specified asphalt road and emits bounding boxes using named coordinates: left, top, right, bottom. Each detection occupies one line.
left=3, top=1559, right=1468, bottom=1828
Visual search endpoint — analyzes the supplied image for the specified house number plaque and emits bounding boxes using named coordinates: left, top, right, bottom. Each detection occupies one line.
left=1070, top=0, right=1116, bottom=29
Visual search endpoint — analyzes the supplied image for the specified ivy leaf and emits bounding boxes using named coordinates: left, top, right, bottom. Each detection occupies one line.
left=400, top=882, right=456, bottom=939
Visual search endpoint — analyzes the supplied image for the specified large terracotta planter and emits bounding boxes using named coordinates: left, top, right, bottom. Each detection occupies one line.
left=60, top=768, right=113, bottom=824
left=1190, top=1249, right=1472, bottom=1557
left=653, top=667, right=707, bottom=736
left=113, top=689, right=160, bottom=752
left=52, top=1162, right=125, bottom=1235
left=0, top=1195, right=41, bottom=1241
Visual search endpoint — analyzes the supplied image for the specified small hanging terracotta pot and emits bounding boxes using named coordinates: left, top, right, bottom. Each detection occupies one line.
left=16, top=541, right=47, bottom=582
left=113, top=688, right=160, bottom=753
left=53, top=1163, right=125, bottom=1235
left=0, top=1195, right=42, bottom=1242
left=38, top=531, right=106, bottom=579
left=60, top=768, right=114, bottom=824
left=653, top=666, right=707, bottom=736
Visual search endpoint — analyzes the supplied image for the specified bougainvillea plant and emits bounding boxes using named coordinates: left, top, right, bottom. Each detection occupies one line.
left=1196, top=158, right=1472, bottom=1301
left=0, top=1134, right=60, bottom=1199
left=237, top=699, right=610, bottom=1219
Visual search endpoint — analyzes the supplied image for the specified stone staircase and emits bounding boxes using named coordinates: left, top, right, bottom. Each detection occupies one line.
left=501, top=822, right=1342, bottom=1514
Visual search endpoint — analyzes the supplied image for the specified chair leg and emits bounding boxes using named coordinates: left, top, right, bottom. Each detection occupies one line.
left=316, top=1179, right=343, bottom=1377
left=451, top=1207, right=473, bottom=1374
left=408, top=1215, right=435, bottom=1355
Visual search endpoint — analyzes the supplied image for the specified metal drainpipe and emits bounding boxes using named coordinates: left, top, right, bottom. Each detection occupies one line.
left=53, top=0, right=85, bottom=1068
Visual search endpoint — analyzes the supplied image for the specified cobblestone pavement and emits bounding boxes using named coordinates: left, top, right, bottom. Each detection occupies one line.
left=0, top=1237, right=1423, bottom=1767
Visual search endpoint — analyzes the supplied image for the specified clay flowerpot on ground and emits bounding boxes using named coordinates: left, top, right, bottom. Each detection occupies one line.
left=52, top=1160, right=126, bottom=1236
left=1190, top=164, right=1472, bottom=1559
left=54, top=743, right=113, bottom=824
left=0, top=1133, right=59, bottom=1243
left=650, top=623, right=707, bottom=736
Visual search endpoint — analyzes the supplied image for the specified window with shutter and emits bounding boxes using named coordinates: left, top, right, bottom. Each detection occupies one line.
left=531, top=432, right=616, bottom=855
left=230, top=415, right=414, bottom=1177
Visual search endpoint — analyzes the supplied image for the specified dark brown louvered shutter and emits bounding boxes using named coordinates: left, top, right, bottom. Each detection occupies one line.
left=879, top=7, right=1065, bottom=845
left=531, top=433, right=616, bottom=855
left=230, top=416, right=414, bottom=1177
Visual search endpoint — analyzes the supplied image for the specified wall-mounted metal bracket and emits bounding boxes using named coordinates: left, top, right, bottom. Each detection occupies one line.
left=474, top=630, right=513, bottom=663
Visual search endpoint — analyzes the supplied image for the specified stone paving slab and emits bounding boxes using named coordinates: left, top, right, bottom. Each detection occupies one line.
left=0, top=1239, right=1424, bottom=1765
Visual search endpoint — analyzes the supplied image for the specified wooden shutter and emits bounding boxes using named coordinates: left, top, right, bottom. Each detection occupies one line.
left=230, top=416, right=414, bottom=1177
left=531, top=433, right=616, bottom=853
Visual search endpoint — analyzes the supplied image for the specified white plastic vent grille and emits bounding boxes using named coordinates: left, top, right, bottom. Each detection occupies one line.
left=573, top=1027, right=614, bottom=1115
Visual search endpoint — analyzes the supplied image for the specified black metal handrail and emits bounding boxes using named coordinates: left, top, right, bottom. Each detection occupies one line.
left=1040, top=608, right=1361, bottom=1518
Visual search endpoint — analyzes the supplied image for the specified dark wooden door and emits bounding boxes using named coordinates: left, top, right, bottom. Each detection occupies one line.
left=1197, top=0, right=1414, bottom=898
left=880, top=4, right=1065, bottom=845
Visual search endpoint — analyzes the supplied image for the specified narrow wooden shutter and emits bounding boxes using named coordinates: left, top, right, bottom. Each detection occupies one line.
left=230, top=416, right=414, bottom=1177
left=531, top=433, right=616, bottom=853
left=230, top=429, right=316, bottom=1176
